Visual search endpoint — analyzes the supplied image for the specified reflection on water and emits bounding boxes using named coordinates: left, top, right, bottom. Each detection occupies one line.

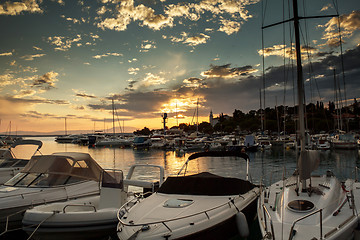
left=12, top=137, right=360, bottom=185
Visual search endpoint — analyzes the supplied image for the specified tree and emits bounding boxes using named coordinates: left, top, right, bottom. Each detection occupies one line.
left=134, top=127, right=151, bottom=135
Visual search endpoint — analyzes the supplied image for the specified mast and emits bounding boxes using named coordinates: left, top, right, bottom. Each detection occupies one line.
left=112, top=98, right=115, bottom=136
left=292, top=0, right=306, bottom=153
left=64, top=118, right=67, bottom=135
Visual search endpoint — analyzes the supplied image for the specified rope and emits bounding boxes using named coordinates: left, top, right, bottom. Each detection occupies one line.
left=0, top=208, right=27, bottom=236
left=26, top=211, right=56, bottom=240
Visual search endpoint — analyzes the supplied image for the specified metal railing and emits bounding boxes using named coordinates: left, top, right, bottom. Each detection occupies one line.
left=288, top=208, right=323, bottom=240
left=262, top=204, right=275, bottom=239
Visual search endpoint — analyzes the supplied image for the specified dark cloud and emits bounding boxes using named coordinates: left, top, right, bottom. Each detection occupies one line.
left=31, top=71, right=59, bottom=90
left=201, top=64, right=257, bottom=78
left=75, top=93, right=97, bottom=98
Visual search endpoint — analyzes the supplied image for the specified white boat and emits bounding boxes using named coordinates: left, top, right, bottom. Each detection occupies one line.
left=95, top=137, right=132, bottom=148
left=117, top=151, right=260, bottom=240
left=22, top=164, right=165, bottom=240
left=0, top=152, right=103, bottom=232
left=0, top=139, right=43, bottom=184
left=257, top=0, right=360, bottom=239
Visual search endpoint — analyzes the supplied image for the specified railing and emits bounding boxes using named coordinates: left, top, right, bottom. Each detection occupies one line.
left=288, top=208, right=323, bottom=240
left=262, top=204, right=275, bottom=239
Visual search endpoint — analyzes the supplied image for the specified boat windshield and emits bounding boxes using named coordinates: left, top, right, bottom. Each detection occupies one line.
left=4, top=172, right=85, bottom=187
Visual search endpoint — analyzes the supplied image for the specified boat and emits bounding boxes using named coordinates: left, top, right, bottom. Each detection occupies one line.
left=132, top=136, right=151, bottom=149
left=22, top=164, right=165, bottom=240
left=117, top=151, right=260, bottom=240
left=0, top=152, right=103, bottom=232
left=257, top=0, right=360, bottom=239
left=0, top=139, right=43, bottom=184
left=331, top=133, right=358, bottom=150
left=95, top=137, right=132, bottom=148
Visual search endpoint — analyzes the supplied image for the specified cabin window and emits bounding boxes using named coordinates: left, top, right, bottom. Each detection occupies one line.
left=4, top=172, right=27, bottom=186
left=14, top=173, right=40, bottom=187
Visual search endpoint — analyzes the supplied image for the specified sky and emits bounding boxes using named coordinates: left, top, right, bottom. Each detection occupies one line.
left=0, top=0, right=359, bottom=134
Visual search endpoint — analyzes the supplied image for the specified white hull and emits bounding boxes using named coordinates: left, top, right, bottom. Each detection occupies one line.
left=118, top=190, right=259, bottom=240
left=22, top=195, right=118, bottom=240
left=258, top=174, right=360, bottom=240
left=0, top=180, right=100, bottom=229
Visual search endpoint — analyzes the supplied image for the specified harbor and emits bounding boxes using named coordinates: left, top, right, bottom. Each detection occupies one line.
left=0, top=136, right=358, bottom=239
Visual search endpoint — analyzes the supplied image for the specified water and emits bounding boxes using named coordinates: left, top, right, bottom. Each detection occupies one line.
left=6, top=137, right=360, bottom=240
left=13, top=137, right=360, bottom=183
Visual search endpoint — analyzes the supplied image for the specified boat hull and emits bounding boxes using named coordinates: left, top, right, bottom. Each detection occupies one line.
left=118, top=188, right=260, bottom=240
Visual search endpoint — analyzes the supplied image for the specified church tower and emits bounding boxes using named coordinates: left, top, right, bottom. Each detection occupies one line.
left=209, top=110, right=214, bottom=126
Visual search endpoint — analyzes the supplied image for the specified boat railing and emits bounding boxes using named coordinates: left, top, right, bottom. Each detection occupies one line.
left=63, top=204, right=97, bottom=213
left=288, top=208, right=323, bottom=240
left=117, top=190, right=258, bottom=232
left=262, top=204, right=275, bottom=240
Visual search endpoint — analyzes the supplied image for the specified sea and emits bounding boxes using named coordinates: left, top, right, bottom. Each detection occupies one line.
left=4, top=136, right=360, bottom=240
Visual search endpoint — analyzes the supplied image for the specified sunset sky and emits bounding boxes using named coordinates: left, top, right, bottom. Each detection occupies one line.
left=0, top=0, right=359, bottom=134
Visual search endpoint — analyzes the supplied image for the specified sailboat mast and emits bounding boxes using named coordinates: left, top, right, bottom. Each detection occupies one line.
left=292, top=0, right=306, bottom=152
left=112, top=98, right=115, bottom=136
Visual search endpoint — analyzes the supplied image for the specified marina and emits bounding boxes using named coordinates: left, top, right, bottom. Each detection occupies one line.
left=0, top=136, right=358, bottom=239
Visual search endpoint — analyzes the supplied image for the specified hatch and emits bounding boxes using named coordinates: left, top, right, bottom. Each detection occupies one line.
left=287, top=200, right=315, bottom=212
left=163, top=199, right=194, bottom=208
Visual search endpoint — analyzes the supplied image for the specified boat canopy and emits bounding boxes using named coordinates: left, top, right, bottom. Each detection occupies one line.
left=158, top=172, right=256, bottom=196
left=21, top=152, right=103, bottom=181
left=10, top=139, right=43, bottom=149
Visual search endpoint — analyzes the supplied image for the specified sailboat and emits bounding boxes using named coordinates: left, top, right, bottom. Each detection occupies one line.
left=257, top=0, right=360, bottom=239
left=95, top=99, right=131, bottom=148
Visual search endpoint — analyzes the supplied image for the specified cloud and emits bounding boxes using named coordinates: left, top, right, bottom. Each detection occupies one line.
left=258, top=44, right=319, bottom=59
left=21, top=53, right=45, bottom=61
left=97, top=0, right=173, bottom=31
left=200, top=64, right=257, bottom=79
left=47, top=35, right=81, bottom=51
left=96, top=0, right=258, bottom=35
left=73, top=89, right=97, bottom=99
left=92, top=52, right=123, bottom=59
left=0, top=52, right=13, bottom=56
left=128, top=67, right=140, bottom=75
left=13, top=89, right=36, bottom=97
left=320, top=3, right=333, bottom=12
left=140, top=40, right=156, bottom=52
left=31, top=71, right=59, bottom=90
left=218, top=19, right=241, bottom=35
left=169, top=32, right=210, bottom=46
left=0, top=0, right=42, bottom=16
left=321, top=11, right=360, bottom=47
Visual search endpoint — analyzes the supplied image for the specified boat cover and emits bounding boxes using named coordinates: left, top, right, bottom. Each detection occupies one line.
left=158, top=172, right=256, bottom=196
left=21, top=152, right=103, bottom=181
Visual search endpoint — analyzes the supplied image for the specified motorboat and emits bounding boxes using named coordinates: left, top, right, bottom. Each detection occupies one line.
left=0, top=152, right=103, bottom=232
left=117, top=151, right=260, bottom=240
left=22, top=164, right=165, bottom=240
left=132, top=136, right=151, bottom=149
left=0, top=139, right=43, bottom=184
left=257, top=0, right=360, bottom=239
left=95, top=137, right=132, bottom=148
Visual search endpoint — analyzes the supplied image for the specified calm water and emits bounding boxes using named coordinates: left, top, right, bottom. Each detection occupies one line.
left=11, top=136, right=360, bottom=184
left=6, top=136, right=360, bottom=239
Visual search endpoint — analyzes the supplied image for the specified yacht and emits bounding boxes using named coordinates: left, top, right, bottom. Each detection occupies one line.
left=0, top=152, right=103, bottom=232
left=22, top=164, right=165, bottom=240
left=117, top=151, right=260, bottom=240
